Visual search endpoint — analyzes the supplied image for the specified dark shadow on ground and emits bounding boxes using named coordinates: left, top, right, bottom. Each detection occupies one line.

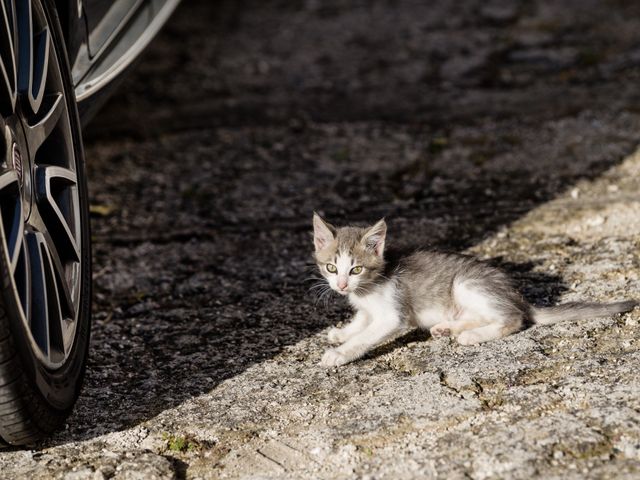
left=47, top=0, right=640, bottom=444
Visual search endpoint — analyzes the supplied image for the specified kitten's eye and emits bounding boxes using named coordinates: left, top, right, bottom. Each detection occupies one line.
left=326, top=264, right=337, bottom=273
left=350, top=266, right=363, bottom=275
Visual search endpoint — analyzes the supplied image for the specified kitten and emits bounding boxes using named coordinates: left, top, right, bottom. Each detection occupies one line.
left=312, top=213, right=637, bottom=367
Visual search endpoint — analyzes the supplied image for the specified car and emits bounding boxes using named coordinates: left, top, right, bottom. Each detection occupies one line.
left=0, top=0, right=180, bottom=445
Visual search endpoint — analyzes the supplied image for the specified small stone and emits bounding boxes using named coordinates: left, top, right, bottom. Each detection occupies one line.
left=585, top=215, right=605, bottom=227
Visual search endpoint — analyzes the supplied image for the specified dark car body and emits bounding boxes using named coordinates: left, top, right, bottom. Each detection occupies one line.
left=56, top=0, right=180, bottom=122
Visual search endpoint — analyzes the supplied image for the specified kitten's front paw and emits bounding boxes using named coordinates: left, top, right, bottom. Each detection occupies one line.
left=320, top=348, right=350, bottom=367
left=457, top=331, right=481, bottom=346
left=327, top=327, right=345, bottom=344
left=430, top=323, right=451, bottom=338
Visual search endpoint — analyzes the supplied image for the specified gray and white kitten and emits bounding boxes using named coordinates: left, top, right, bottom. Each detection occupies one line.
left=312, top=213, right=637, bottom=367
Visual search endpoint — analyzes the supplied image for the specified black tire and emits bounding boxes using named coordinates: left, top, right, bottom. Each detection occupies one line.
left=0, top=0, right=91, bottom=445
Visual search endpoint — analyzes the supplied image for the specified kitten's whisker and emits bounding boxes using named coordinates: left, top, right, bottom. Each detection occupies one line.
left=304, top=278, right=325, bottom=284
left=308, top=284, right=329, bottom=293
left=314, top=289, right=332, bottom=307
left=310, top=284, right=332, bottom=301
left=323, top=291, right=332, bottom=309
left=318, top=286, right=336, bottom=307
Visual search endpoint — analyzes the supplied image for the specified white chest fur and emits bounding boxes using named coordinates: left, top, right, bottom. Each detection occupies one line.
left=348, top=281, right=399, bottom=322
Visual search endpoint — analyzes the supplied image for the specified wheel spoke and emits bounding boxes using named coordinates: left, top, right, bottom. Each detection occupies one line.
left=25, top=230, right=49, bottom=358
left=34, top=165, right=79, bottom=262
left=0, top=0, right=17, bottom=114
left=14, top=239, right=30, bottom=324
left=26, top=230, right=67, bottom=363
left=0, top=168, right=23, bottom=273
left=0, top=166, right=19, bottom=190
left=17, top=0, right=50, bottom=114
left=16, top=0, right=33, bottom=101
left=25, top=92, right=63, bottom=153
left=41, top=228, right=74, bottom=322
left=29, top=24, right=49, bottom=112
left=40, top=233, right=66, bottom=361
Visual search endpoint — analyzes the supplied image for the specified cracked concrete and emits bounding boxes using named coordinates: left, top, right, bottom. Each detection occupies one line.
left=1, top=0, right=640, bottom=478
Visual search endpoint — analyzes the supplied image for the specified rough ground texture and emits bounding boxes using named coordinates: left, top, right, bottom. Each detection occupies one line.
left=2, top=0, right=640, bottom=478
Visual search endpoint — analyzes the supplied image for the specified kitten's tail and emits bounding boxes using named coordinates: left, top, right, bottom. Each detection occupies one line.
left=532, top=300, right=637, bottom=325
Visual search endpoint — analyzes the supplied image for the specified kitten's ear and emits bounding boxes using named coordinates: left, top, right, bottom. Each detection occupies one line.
left=361, top=219, right=387, bottom=257
left=313, top=212, right=336, bottom=252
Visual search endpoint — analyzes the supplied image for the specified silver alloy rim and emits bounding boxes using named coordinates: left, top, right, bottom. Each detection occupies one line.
left=0, top=0, right=82, bottom=369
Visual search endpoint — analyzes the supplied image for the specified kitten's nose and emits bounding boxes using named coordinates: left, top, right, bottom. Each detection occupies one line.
left=338, top=277, right=348, bottom=290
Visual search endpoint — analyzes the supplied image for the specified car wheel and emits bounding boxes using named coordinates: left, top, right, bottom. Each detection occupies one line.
left=0, top=0, right=91, bottom=445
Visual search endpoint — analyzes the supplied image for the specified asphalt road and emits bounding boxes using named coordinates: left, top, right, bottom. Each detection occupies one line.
left=2, top=0, right=640, bottom=478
